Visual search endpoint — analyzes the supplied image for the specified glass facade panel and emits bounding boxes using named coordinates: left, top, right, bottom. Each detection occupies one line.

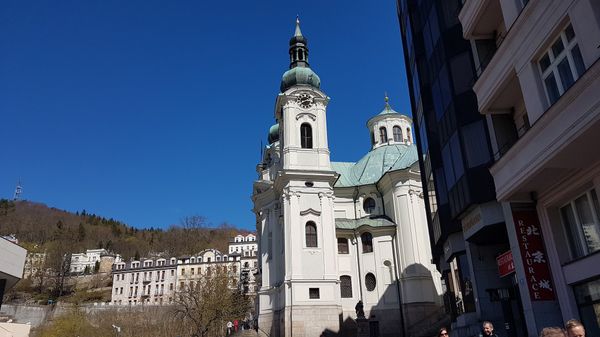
left=462, top=121, right=490, bottom=168
left=450, top=52, right=473, bottom=95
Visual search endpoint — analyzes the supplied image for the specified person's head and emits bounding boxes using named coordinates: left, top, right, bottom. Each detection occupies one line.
left=540, top=327, right=567, bottom=337
left=438, top=327, right=449, bottom=337
left=482, top=321, right=494, bottom=336
left=565, top=319, right=585, bottom=337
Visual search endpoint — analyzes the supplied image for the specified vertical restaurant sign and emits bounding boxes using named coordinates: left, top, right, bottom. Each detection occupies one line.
left=513, top=210, right=555, bottom=301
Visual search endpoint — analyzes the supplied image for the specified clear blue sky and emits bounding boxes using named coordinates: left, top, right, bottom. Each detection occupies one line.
left=0, top=0, right=411, bottom=230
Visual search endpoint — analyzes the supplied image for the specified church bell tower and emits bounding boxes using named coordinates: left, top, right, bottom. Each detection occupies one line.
left=269, top=18, right=342, bottom=337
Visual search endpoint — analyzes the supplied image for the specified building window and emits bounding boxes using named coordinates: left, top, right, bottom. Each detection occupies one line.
left=573, top=278, right=600, bottom=337
left=560, top=189, right=600, bottom=258
left=300, top=123, right=313, bottom=149
left=406, top=128, right=411, bottom=142
left=379, top=127, right=388, bottom=144
left=365, top=273, right=376, bottom=291
left=305, top=221, right=318, bottom=248
left=361, top=232, right=373, bottom=253
left=309, top=288, right=320, bottom=299
left=337, top=238, right=349, bottom=254
left=363, top=198, right=376, bottom=214
left=393, top=126, right=402, bottom=142
left=340, top=275, right=353, bottom=298
left=539, top=23, right=586, bottom=105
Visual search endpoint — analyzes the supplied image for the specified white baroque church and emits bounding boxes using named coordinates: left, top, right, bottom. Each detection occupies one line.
left=252, top=20, right=442, bottom=337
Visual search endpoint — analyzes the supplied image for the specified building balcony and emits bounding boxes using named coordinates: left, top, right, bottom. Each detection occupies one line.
left=459, top=0, right=504, bottom=40
left=489, top=59, right=600, bottom=201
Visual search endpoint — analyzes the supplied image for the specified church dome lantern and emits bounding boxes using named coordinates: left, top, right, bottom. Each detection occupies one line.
left=280, top=17, right=321, bottom=92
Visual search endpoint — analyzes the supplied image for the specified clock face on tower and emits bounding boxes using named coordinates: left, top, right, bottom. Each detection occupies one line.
left=296, top=93, right=313, bottom=109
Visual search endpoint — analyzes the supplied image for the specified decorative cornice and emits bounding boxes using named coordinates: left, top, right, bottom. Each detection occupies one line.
left=296, top=112, right=317, bottom=121
left=299, top=208, right=321, bottom=216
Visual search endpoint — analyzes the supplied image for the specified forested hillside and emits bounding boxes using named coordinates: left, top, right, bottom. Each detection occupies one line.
left=0, top=199, right=250, bottom=258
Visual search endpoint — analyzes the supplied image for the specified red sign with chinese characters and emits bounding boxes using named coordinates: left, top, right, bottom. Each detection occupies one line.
left=497, top=250, right=515, bottom=278
left=513, top=210, right=555, bottom=301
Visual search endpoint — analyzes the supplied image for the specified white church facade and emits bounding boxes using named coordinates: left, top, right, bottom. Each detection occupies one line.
left=252, top=20, right=442, bottom=337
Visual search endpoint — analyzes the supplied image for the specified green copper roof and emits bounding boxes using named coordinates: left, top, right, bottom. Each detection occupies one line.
left=379, top=102, right=399, bottom=115
left=268, top=123, right=279, bottom=144
left=331, top=144, right=418, bottom=187
left=335, top=216, right=396, bottom=230
left=280, top=66, right=321, bottom=92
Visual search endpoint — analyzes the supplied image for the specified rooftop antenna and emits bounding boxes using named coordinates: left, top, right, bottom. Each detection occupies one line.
left=13, top=179, right=23, bottom=201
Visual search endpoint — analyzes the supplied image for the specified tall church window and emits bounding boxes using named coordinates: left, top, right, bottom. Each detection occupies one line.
left=379, top=127, right=388, bottom=144
left=340, top=275, right=353, bottom=298
left=407, top=128, right=411, bottom=142
left=361, top=232, right=373, bottom=253
left=393, top=126, right=403, bottom=142
left=305, top=221, right=317, bottom=247
left=363, top=198, right=376, bottom=214
left=301, top=123, right=313, bottom=149
left=337, top=238, right=349, bottom=254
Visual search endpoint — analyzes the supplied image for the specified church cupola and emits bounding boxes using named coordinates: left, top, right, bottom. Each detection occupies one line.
left=367, top=94, right=413, bottom=150
left=280, top=17, right=321, bottom=92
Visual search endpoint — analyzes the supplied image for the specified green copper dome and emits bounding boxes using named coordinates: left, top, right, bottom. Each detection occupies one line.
left=268, top=123, right=280, bottom=144
left=331, top=144, right=419, bottom=187
left=280, top=67, right=321, bottom=92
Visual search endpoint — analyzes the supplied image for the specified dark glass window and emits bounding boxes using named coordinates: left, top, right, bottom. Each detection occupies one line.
left=305, top=222, right=317, bottom=247
left=340, top=275, right=352, bottom=298
left=393, top=126, right=403, bottom=142
left=573, top=278, right=600, bottom=337
left=379, top=127, right=388, bottom=144
left=361, top=232, right=373, bottom=253
left=407, top=128, right=411, bottom=142
left=363, top=197, right=376, bottom=213
left=309, top=288, right=320, bottom=299
left=337, top=238, right=349, bottom=254
left=461, top=121, right=491, bottom=168
left=300, top=123, right=313, bottom=149
left=365, top=273, right=376, bottom=291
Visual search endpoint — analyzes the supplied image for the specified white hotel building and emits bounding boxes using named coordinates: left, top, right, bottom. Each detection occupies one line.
left=111, top=234, right=259, bottom=305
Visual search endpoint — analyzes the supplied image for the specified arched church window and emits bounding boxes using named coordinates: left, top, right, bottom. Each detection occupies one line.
left=298, top=49, right=304, bottom=61
left=379, top=127, right=388, bottom=144
left=370, top=131, right=375, bottom=145
left=363, top=198, right=376, bottom=214
left=301, top=123, right=313, bottom=149
left=340, top=275, right=353, bottom=298
left=305, top=221, right=317, bottom=247
left=361, top=232, right=373, bottom=253
left=365, top=273, right=376, bottom=291
left=393, top=126, right=403, bottom=142
left=406, top=127, right=411, bottom=142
